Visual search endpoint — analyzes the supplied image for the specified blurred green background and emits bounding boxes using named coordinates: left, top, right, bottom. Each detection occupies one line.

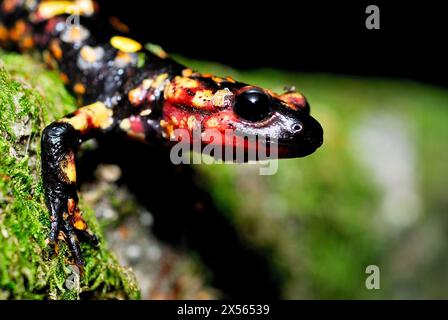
left=2, top=50, right=447, bottom=299
left=176, top=56, right=448, bottom=299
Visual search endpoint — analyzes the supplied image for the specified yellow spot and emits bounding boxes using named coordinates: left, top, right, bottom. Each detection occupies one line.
left=170, top=116, right=179, bottom=125
left=60, top=101, right=113, bottom=132
left=213, top=88, right=233, bottom=107
left=61, top=26, right=89, bottom=43
left=160, top=119, right=175, bottom=139
left=206, top=117, right=219, bottom=128
left=75, top=0, right=95, bottom=16
left=128, top=87, right=144, bottom=105
left=37, top=0, right=94, bottom=19
left=110, top=36, right=142, bottom=53
left=151, top=73, right=168, bottom=91
left=174, top=76, right=199, bottom=89
left=50, top=39, right=63, bottom=60
left=182, top=69, right=193, bottom=77
left=119, top=119, right=131, bottom=131
left=140, top=109, right=152, bottom=116
left=80, top=45, right=101, bottom=63
left=164, top=76, right=199, bottom=100
left=114, top=51, right=134, bottom=68
left=38, top=1, right=77, bottom=18
left=187, top=116, right=198, bottom=130
left=62, top=154, right=77, bottom=183
left=192, top=90, right=214, bottom=107
left=226, top=76, right=236, bottom=83
left=142, top=79, right=154, bottom=89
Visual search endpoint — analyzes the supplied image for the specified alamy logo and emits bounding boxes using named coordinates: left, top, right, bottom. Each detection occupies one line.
left=65, top=6, right=81, bottom=28
left=365, top=5, right=380, bottom=30
left=365, top=265, right=381, bottom=290
left=169, top=128, right=279, bottom=176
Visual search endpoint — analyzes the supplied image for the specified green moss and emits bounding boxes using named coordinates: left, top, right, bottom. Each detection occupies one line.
left=0, top=52, right=140, bottom=300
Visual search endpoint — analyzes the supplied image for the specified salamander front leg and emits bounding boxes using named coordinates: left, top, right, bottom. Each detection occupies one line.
left=41, top=102, right=114, bottom=267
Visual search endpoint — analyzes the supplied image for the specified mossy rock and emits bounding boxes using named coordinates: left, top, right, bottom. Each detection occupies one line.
left=0, top=51, right=140, bottom=299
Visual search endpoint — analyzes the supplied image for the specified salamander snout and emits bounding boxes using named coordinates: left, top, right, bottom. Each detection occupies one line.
left=277, top=113, right=324, bottom=158
left=227, top=86, right=324, bottom=158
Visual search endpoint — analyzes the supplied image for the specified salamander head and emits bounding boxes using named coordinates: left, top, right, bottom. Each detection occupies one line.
left=161, top=70, right=323, bottom=159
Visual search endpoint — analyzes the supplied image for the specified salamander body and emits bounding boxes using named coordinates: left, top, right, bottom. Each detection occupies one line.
left=0, top=0, right=323, bottom=268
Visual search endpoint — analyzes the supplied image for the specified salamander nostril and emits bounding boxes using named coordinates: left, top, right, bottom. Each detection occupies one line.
left=292, top=124, right=303, bottom=133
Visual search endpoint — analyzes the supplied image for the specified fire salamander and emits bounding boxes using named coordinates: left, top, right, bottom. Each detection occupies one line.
left=0, top=0, right=323, bottom=268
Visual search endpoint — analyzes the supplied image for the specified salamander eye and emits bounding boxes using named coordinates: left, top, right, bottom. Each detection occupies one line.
left=233, top=88, right=272, bottom=122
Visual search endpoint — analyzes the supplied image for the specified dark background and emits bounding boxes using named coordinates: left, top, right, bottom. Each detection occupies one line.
left=98, top=1, right=446, bottom=87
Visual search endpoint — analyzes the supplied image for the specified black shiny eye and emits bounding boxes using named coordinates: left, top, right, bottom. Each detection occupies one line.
left=233, top=88, right=272, bottom=122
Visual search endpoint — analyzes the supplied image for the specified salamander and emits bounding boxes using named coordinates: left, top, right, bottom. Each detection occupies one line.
left=0, top=0, right=323, bottom=269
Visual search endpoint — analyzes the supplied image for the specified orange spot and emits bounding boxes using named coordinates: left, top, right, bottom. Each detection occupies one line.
left=73, top=83, right=86, bottom=95
left=278, top=92, right=305, bottom=111
left=114, top=51, right=134, bottom=67
left=9, top=20, right=26, bottom=42
left=60, top=73, right=69, bottom=84
left=212, top=76, right=224, bottom=83
left=72, top=207, right=87, bottom=230
left=43, top=51, right=58, bottom=69
left=128, top=87, right=145, bottom=106
left=60, top=101, right=113, bottom=133
left=109, top=16, right=130, bottom=33
left=20, top=36, right=34, bottom=51
left=182, top=69, right=193, bottom=77
left=2, top=0, right=19, bottom=13
left=146, top=42, right=168, bottom=58
left=73, top=219, right=87, bottom=231
left=50, top=39, right=63, bottom=60
left=0, top=25, right=8, bottom=42
left=160, top=119, right=175, bottom=139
